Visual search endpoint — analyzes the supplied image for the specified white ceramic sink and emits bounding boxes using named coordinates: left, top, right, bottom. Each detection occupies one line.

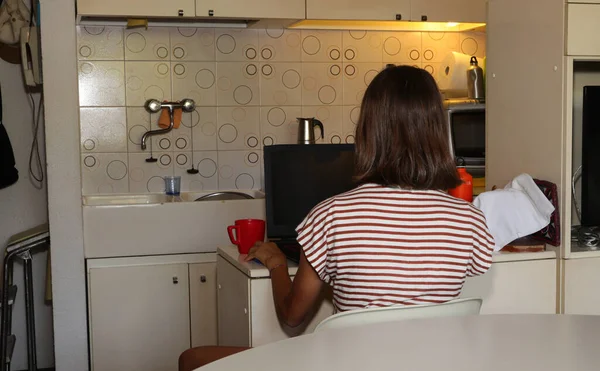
left=83, top=194, right=171, bottom=206
left=82, top=190, right=264, bottom=206
left=83, top=190, right=266, bottom=258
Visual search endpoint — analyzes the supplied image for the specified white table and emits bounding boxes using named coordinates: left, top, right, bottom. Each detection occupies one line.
left=199, top=314, right=600, bottom=371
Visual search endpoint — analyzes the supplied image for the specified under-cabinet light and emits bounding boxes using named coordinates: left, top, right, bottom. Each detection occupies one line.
left=288, top=20, right=485, bottom=32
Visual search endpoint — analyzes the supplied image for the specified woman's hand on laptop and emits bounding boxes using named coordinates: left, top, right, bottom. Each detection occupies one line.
left=245, top=242, right=287, bottom=271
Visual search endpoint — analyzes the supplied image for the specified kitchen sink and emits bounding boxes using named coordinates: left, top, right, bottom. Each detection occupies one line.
left=83, top=194, right=171, bottom=206
left=83, top=190, right=264, bottom=206
left=82, top=190, right=266, bottom=258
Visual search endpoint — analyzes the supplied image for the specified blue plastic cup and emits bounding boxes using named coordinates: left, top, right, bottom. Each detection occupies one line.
left=164, top=176, right=181, bottom=195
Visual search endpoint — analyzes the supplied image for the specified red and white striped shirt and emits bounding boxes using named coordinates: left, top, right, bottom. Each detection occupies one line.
left=296, top=183, right=495, bottom=312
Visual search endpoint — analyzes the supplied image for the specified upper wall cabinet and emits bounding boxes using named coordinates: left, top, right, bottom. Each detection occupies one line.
left=306, top=0, right=411, bottom=21
left=485, top=0, right=564, bottom=188
left=77, top=0, right=195, bottom=18
left=567, top=4, right=600, bottom=56
left=410, top=0, right=486, bottom=22
left=195, top=0, right=305, bottom=19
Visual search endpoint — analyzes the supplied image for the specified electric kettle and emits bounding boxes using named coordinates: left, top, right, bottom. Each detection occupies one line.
left=297, top=117, right=324, bottom=144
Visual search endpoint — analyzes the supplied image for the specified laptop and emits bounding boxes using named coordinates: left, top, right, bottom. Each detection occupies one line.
left=263, top=144, right=356, bottom=263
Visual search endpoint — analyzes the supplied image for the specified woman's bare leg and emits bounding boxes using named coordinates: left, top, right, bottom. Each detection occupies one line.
left=179, top=346, right=250, bottom=371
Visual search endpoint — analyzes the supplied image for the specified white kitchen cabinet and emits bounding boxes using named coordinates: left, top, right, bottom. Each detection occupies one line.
left=410, top=0, right=486, bottom=22
left=217, top=246, right=557, bottom=345
left=89, top=263, right=190, bottom=371
left=485, top=0, right=564, bottom=189
left=461, top=257, right=558, bottom=314
left=305, top=0, right=485, bottom=22
left=190, top=262, right=218, bottom=347
left=567, top=4, right=600, bottom=56
left=195, top=0, right=304, bottom=19
left=564, top=257, right=600, bottom=314
left=217, top=248, right=334, bottom=347
left=87, top=254, right=217, bottom=371
left=306, top=0, right=411, bottom=21
left=77, top=0, right=195, bottom=18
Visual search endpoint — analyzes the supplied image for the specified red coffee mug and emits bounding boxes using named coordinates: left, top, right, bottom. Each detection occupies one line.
left=227, top=219, right=265, bottom=254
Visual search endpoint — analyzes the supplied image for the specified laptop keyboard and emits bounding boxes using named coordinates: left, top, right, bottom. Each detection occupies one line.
left=275, top=242, right=301, bottom=263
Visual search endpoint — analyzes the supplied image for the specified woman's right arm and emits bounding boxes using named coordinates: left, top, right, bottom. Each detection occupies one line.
left=270, top=251, right=323, bottom=327
left=245, top=243, right=324, bottom=328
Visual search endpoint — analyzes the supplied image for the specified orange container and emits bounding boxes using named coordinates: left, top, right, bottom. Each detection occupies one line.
left=449, top=167, right=473, bottom=202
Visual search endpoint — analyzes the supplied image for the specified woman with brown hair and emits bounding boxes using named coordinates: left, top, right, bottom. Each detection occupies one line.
left=179, top=65, right=494, bottom=371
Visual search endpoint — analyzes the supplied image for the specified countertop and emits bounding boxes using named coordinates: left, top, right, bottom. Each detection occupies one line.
left=218, top=245, right=300, bottom=278
left=218, top=245, right=558, bottom=279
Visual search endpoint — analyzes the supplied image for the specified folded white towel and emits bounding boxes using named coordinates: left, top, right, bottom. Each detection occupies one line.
left=473, top=174, right=554, bottom=251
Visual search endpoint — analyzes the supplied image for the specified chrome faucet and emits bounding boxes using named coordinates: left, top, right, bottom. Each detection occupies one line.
left=140, top=99, right=196, bottom=150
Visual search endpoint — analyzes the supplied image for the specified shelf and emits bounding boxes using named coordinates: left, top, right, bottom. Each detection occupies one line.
left=492, top=248, right=557, bottom=263
left=565, top=58, right=600, bottom=259
left=566, top=244, right=600, bottom=260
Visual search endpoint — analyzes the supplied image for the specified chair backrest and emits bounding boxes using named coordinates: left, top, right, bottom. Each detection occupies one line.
left=314, top=297, right=483, bottom=332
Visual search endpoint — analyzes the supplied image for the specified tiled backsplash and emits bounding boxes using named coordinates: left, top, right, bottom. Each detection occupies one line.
left=77, top=26, right=485, bottom=195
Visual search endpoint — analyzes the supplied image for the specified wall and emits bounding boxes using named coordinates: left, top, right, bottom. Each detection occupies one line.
left=41, top=20, right=486, bottom=370
left=77, top=27, right=486, bottom=195
left=0, top=60, right=54, bottom=367
left=39, top=0, right=89, bottom=369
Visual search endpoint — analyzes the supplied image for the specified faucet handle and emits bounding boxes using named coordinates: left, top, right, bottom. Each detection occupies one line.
left=144, top=99, right=162, bottom=113
left=144, top=98, right=195, bottom=113
left=180, top=99, right=196, bottom=113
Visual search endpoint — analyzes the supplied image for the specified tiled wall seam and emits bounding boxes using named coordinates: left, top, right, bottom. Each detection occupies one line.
left=77, top=26, right=486, bottom=195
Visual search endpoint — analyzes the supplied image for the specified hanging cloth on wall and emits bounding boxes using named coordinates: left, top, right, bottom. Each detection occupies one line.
left=0, top=0, right=30, bottom=45
left=0, top=86, right=19, bottom=189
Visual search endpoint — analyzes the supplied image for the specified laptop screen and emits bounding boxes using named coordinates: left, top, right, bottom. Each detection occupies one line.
left=264, top=144, right=356, bottom=239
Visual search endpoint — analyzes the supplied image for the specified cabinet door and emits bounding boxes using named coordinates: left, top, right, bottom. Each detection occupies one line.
left=485, top=0, right=564, bottom=189
left=306, top=0, right=411, bottom=21
left=565, top=258, right=600, bottom=314
left=195, top=0, right=304, bottom=19
left=461, top=260, right=557, bottom=314
left=249, top=279, right=334, bottom=346
left=77, top=0, right=194, bottom=18
left=89, top=264, right=190, bottom=371
left=216, top=256, right=251, bottom=347
left=189, top=262, right=218, bottom=347
left=410, top=0, right=486, bottom=22
left=567, top=4, right=600, bottom=56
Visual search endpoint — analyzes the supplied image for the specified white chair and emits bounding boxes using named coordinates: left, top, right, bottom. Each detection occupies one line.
left=314, top=297, right=483, bottom=332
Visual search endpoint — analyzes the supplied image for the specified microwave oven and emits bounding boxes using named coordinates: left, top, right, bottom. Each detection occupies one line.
left=444, top=98, right=485, bottom=178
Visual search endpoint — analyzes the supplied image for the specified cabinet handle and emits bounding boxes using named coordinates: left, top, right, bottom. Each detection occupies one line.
left=200, top=275, right=207, bottom=283
left=173, top=276, right=179, bottom=284
left=244, top=308, right=248, bottom=315
left=421, top=15, right=428, bottom=21
left=208, top=9, right=214, bottom=16
left=178, top=9, right=184, bottom=16
left=395, top=14, right=402, bottom=20
left=218, top=284, right=222, bottom=290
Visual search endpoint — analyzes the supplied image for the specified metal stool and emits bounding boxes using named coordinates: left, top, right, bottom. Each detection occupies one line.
left=1, top=224, right=49, bottom=371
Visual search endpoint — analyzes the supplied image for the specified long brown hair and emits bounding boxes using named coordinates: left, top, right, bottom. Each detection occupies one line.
left=355, top=65, right=461, bottom=190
